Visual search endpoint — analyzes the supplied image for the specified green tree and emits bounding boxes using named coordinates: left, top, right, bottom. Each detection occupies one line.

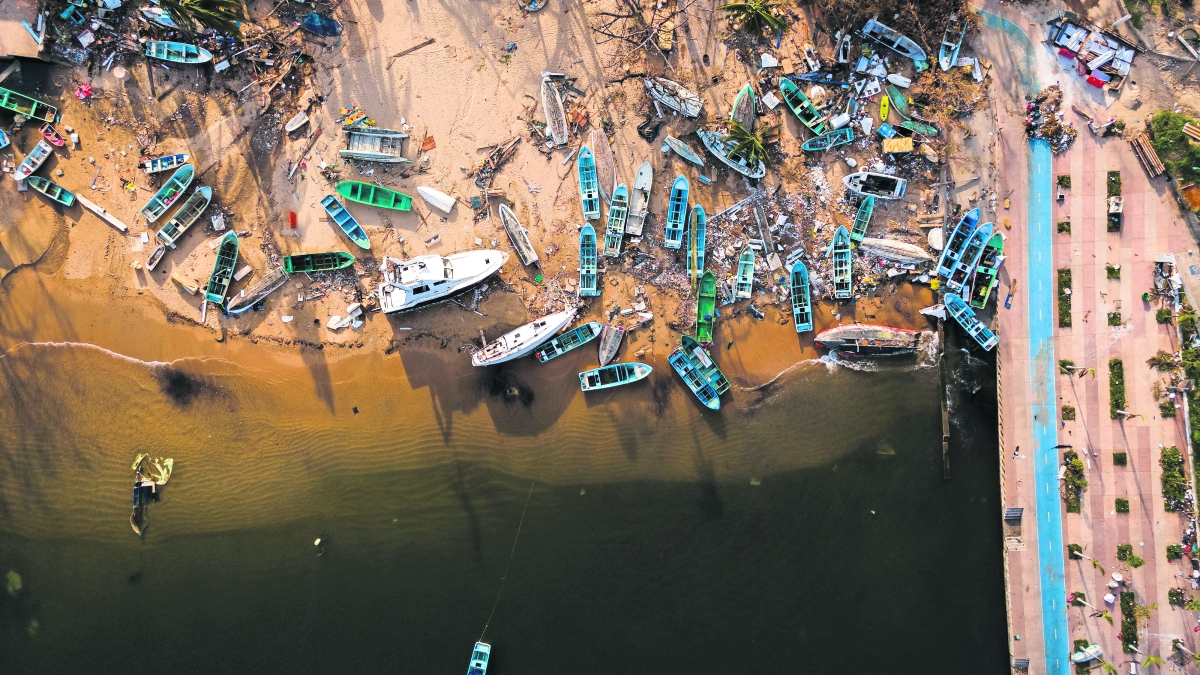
left=725, top=119, right=779, bottom=168
left=1143, top=655, right=1166, bottom=668
left=159, top=0, right=245, bottom=36
left=717, top=0, right=787, bottom=37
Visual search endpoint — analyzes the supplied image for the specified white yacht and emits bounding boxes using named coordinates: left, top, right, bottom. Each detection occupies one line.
left=378, top=251, right=509, bottom=314
left=472, top=309, right=576, bottom=367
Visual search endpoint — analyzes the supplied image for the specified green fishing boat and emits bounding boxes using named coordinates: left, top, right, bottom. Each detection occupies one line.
left=801, top=127, right=855, bottom=152
left=886, top=84, right=910, bottom=118
left=140, top=164, right=195, bottom=222
left=898, top=119, right=939, bottom=137
left=578, top=146, right=600, bottom=220
left=145, top=40, right=214, bottom=64
left=534, top=321, right=603, bottom=362
left=579, top=362, right=653, bottom=391
left=790, top=260, right=813, bottom=332
left=25, top=176, right=75, bottom=206
left=282, top=251, right=356, bottom=274
left=687, top=204, right=706, bottom=285
left=968, top=233, right=1005, bottom=309
left=696, top=270, right=716, bottom=344
left=204, top=231, right=240, bottom=305
left=850, top=195, right=874, bottom=243
left=779, top=78, right=827, bottom=135
left=335, top=181, right=412, bottom=211
left=832, top=225, right=851, bottom=299
left=156, top=186, right=212, bottom=247
left=735, top=246, right=755, bottom=299
left=668, top=334, right=730, bottom=410
left=0, top=86, right=58, bottom=123
left=603, top=183, right=628, bottom=257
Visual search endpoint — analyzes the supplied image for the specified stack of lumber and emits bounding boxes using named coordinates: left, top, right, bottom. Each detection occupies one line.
left=1129, top=133, right=1165, bottom=178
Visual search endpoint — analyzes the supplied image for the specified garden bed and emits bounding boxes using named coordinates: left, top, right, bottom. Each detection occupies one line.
left=1110, top=358, right=1126, bottom=418
left=1161, top=446, right=1190, bottom=511
left=1063, top=450, right=1087, bottom=513
left=1059, top=269, right=1072, bottom=328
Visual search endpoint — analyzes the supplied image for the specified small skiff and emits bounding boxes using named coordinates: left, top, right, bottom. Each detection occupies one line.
left=801, top=127, right=855, bottom=152
left=13, top=140, right=53, bottom=182
left=886, top=84, right=910, bottom=117
left=579, top=363, right=653, bottom=391
left=850, top=195, right=874, bottom=243
left=945, top=293, right=998, bottom=351
left=40, top=123, right=65, bottom=147
left=603, top=184, right=629, bottom=257
left=473, top=309, right=577, bottom=367
left=779, top=78, right=827, bottom=135
left=285, top=111, right=309, bottom=133
left=625, top=161, right=652, bottom=235
left=321, top=195, right=372, bottom=249
left=499, top=203, right=539, bottom=266
left=139, top=5, right=180, bottom=29
left=935, top=208, right=981, bottom=280
left=730, top=82, right=756, bottom=130
left=887, top=73, right=912, bottom=88
left=790, top=260, right=813, bottom=332
left=140, top=164, right=195, bottom=222
left=203, top=231, right=240, bottom=305
left=141, top=153, right=189, bottom=174
left=939, top=13, right=967, bottom=72
left=687, top=204, right=706, bottom=284
left=534, top=321, right=602, bottom=362
left=842, top=171, right=907, bottom=199
left=735, top=246, right=755, bottom=299
left=946, top=221, right=994, bottom=292
left=578, top=223, right=598, bottom=296
left=831, top=226, right=852, bottom=299
left=26, top=175, right=75, bottom=206
left=697, top=131, right=767, bottom=180
left=664, top=174, right=688, bottom=250
left=541, top=77, right=568, bottom=146
left=336, top=181, right=412, bottom=211
left=835, top=32, right=852, bottom=64
left=156, top=186, right=212, bottom=247
left=282, top=251, right=356, bottom=274
left=577, top=146, right=601, bottom=221
left=899, top=119, right=939, bottom=137
left=591, top=129, right=617, bottom=203
left=0, top=86, right=58, bottom=123
left=598, top=323, right=625, bottom=366
left=145, top=41, right=213, bottom=64
left=860, top=18, right=927, bottom=62
left=417, top=186, right=457, bottom=213
left=696, top=270, right=717, bottom=343
left=227, top=267, right=289, bottom=315
left=644, top=77, right=703, bottom=117
left=145, top=245, right=167, bottom=271
left=664, top=135, right=704, bottom=166
left=668, top=335, right=730, bottom=410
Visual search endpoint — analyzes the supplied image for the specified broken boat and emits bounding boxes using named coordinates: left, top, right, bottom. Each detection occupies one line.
left=687, top=204, right=706, bottom=285
left=790, top=259, right=813, bottom=333
left=203, top=231, right=240, bottom=305
left=321, top=195, right=372, bottom=249
left=939, top=13, right=967, bottom=72
left=968, top=233, right=1005, bottom=309
left=860, top=18, right=927, bottom=62
left=336, top=181, right=412, bottom=211
left=473, top=309, right=576, bottom=367
left=779, top=78, right=827, bottom=135
left=664, top=174, right=688, bottom=249
left=946, top=221, right=994, bottom=293
left=378, top=251, right=509, bottom=314
left=140, top=163, right=194, bottom=222
left=591, top=128, right=617, bottom=202
left=598, top=323, right=625, bottom=366
left=735, top=246, right=755, bottom=299
left=801, top=127, right=855, bottom=152
left=831, top=225, right=852, bottom=299
left=498, top=203, right=539, bottom=266
left=842, top=171, right=907, bottom=199
left=644, top=77, right=704, bottom=117
left=668, top=335, right=730, bottom=410
left=580, top=363, right=653, bottom=392
left=858, top=237, right=934, bottom=264
left=226, top=267, right=289, bottom=315
left=0, top=86, right=58, bottom=123
left=697, top=130, right=767, bottom=179
left=730, top=82, right=756, bottom=130
left=129, top=453, right=174, bottom=536
left=625, top=161, right=653, bottom=235
left=340, top=126, right=410, bottom=163
left=542, top=77, right=569, bottom=146
left=534, top=321, right=603, bottom=362
left=579, top=223, right=599, bottom=296
left=140, top=153, right=189, bottom=174
left=603, top=184, right=629, bottom=257
left=696, top=270, right=717, bottom=344
left=815, top=323, right=921, bottom=357
left=665, top=135, right=705, bottom=166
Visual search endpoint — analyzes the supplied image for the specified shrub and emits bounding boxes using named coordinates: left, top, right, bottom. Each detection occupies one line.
left=1059, top=358, right=1076, bottom=373
left=1110, top=359, right=1126, bottom=418
left=1106, top=264, right=1121, bottom=279
left=1058, top=221, right=1071, bottom=233
left=1062, top=405, right=1076, bottom=420
left=1108, top=213, right=1123, bottom=232
left=1157, top=308, right=1173, bottom=324
left=1168, top=544, right=1184, bottom=561
left=1058, top=175, right=1072, bottom=188
left=1068, top=543, right=1085, bottom=558
left=1063, top=450, right=1088, bottom=513
left=1121, top=591, right=1139, bottom=652
left=1118, top=543, right=1133, bottom=560
left=1150, top=110, right=1200, bottom=185
left=1162, top=446, right=1190, bottom=511
left=1059, top=269, right=1073, bottom=328
left=1074, top=638, right=1091, bottom=652
left=1116, top=497, right=1130, bottom=513
left=1181, top=311, right=1198, bottom=338
left=1109, top=312, right=1123, bottom=326
left=1107, top=171, right=1122, bottom=197
left=1129, top=554, right=1145, bottom=568
left=1162, top=400, right=1178, bottom=418
left=1129, top=5, right=1144, bottom=28
left=1114, top=452, right=1127, bottom=466
left=1148, top=350, right=1176, bottom=370
left=1171, top=589, right=1187, bottom=606
left=1071, top=591, right=1088, bottom=607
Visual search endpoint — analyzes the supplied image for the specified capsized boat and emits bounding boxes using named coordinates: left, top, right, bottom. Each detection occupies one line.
left=577, top=145, right=601, bottom=220
left=203, top=231, right=240, bottom=305
left=861, top=18, right=927, bottom=62
left=580, top=362, right=653, bottom=391
left=378, top=251, right=509, bottom=314
left=579, top=223, right=599, bottom=296
left=598, top=323, right=625, bottom=366
left=687, top=204, right=706, bottom=284
left=145, top=41, right=213, bottom=64
left=697, top=130, right=767, bottom=180
left=625, top=161, right=652, bottom=235
left=417, top=186, right=456, bottom=213
left=790, top=260, right=813, bottom=332
left=859, top=237, right=934, bottom=264
left=140, top=164, right=195, bottom=222
left=945, top=294, right=999, bottom=351
left=802, top=127, right=855, bottom=152
left=156, top=186, right=212, bottom=247
left=498, top=203, right=539, bottom=266
left=26, top=175, right=75, bottom=206
left=730, top=82, right=756, bottom=130
left=285, top=111, right=309, bottom=133
left=968, top=233, right=1005, bottom=309
left=473, top=309, right=576, bottom=366
left=816, top=323, right=921, bottom=356
left=140, top=5, right=180, bottom=29
left=129, top=453, right=174, bottom=537
left=779, top=78, right=827, bottom=135
left=1070, top=644, right=1102, bottom=665
left=939, top=13, right=967, bottom=72
left=735, top=246, right=755, bottom=299
left=886, top=83, right=910, bottom=118
left=534, top=321, right=602, bottom=362
left=603, top=184, right=629, bottom=257
left=336, top=181, right=412, bottom=211
left=880, top=94, right=890, bottom=122
left=13, top=140, right=53, bottom=182
left=466, top=642, right=491, bottom=675
left=301, top=12, right=343, bottom=36
left=591, top=129, right=617, bottom=203
left=898, top=119, right=939, bottom=137
left=644, top=77, right=703, bottom=117
left=946, top=221, right=994, bottom=292
left=935, top=207, right=981, bottom=279
left=40, top=123, right=65, bottom=147
left=887, top=73, right=912, bottom=88
left=831, top=225, right=852, bottom=299
left=843, top=171, right=907, bottom=199
left=141, top=153, right=189, bottom=174
left=665, top=135, right=704, bottom=166
left=321, top=195, right=372, bottom=249
left=282, top=251, right=356, bottom=274
left=542, top=77, right=568, bottom=146
left=340, top=126, right=410, bottom=163
left=668, top=335, right=730, bottom=410
left=696, top=270, right=716, bottom=343
left=664, top=174, right=688, bottom=249
left=0, top=86, right=58, bottom=123
left=226, top=266, right=289, bottom=315
left=850, top=195, right=874, bottom=243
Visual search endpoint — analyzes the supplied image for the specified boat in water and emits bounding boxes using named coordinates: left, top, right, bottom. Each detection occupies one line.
left=696, top=270, right=716, bottom=343
left=140, top=164, right=194, bottom=222
left=577, top=145, right=601, bottom=220
left=687, top=204, right=706, bottom=284
left=417, top=186, right=456, bottom=213
left=340, top=126, right=409, bottom=163
left=598, top=323, right=625, bottom=366
left=946, top=221, right=994, bottom=292
left=379, top=250, right=509, bottom=314
left=498, top=203, right=539, bottom=266
left=735, top=246, right=755, bottom=299
left=664, top=135, right=704, bottom=166
left=843, top=171, right=907, bottom=199
left=779, top=78, right=827, bottom=135
left=13, top=140, right=53, bottom=182
left=129, top=453, right=173, bottom=536
left=542, top=77, right=568, bottom=146
left=730, top=82, right=756, bottom=130
left=156, top=186, right=212, bottom=248
left=204, top=231, right=240, bottom=305
left=850, top=195, right=874, bottom=243
left=145, top=40, right=213, bottom=64
left=579, top=223, right=599, bottom=296
left=226, top=267, right=289, bottom=315
left=860, top=18, right=927, bottom=62
left=644, top=77, right=703, bottom=117
left=140, top=153, right=189, bottom=174
left=603, top=184, right=629, bottom=257
left=0, top=86, right=57, bottom=123
left=336, top=180, right=412, bottom=211
left=591, top=129, right=617, bottom=202
left=473, top=309, right=576, bottom=367
left=283, top=251, right=356, bottom=274
left=815, top=323, right=920, bottom=357
left=968, top=233, right=1005, bottom=309
left=939, top=13, right=967, bottom=72
left=534, top=321, right=602, bottom=362
left=801, top=127, right=854, bottom=152
left=26, top=175, right=74, bottom=206
left=697, top=130, right=767, bottom=179
left=664, top=174, right=688, bottom=249
left=790, top=260, right=813, bottom=332
left=321, top=195, right=372, bottom=249
left=859, top=237, right=934, bottom=264
left=668, top=335, right=730, bottom=410
left=625, top=161, right=652, bottom=235
left=580, top=362, right=653, bottom=391
left=466, top=642, right=491, bottom=675
left=935, top=207, right=981, bottom=280
left=831, top=226, right=852, bottom=299
left=945, top=294, right=999, bottom=351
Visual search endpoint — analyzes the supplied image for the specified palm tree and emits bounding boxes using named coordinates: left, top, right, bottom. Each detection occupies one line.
left=1143, top=655, right=1166, bottom=668
left=160, top=0, right=245, bottom=36
left=1099, top=610, right=1114, bottom=626
left=726, top=119, right=779, bottom=168
left=1098, top=660, right=1118, bottom=675
left=717, top=0, right=787, bottom=38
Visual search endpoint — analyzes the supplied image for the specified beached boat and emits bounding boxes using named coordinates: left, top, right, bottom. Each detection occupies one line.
left=340, top=126, right=410, bottom=163
left=668, top=335, right=730, bottom=410
left=40, top=123, right=65, bottom=147
left=832, top=225, right=851, bottom=299
left=880, top=94, right=890, bottom=122
left=145, top=245, right=167, bottom=271
left=842, top=171, right=907, bottom=199
left=898, top=119, right=939, bottom=137
left=1070, top=644, right=1103, bottom=665
left=665, top=135, right=704, bottom=166
left=321, top=195, right=372, bottom=249
left=336, top=181, right=412, bottom=211
left=935, top=208, right=981, bottom=279
left=815, top=323, right=921, bottom=356
left=945, top=294, right=999, bottom=351
left=580, top=362, right=653, bottom=391
left=658, top=20, right=675, bottom=51
left=888, top=73, right=912, bottom=88
left=859, top=237, right=934, bottom=264
left=226, top=266, right=289, bottom=315
left=968, top=233, right=1005, bottom=309
left=861, top=18, right=927, bottom=62
left=664, top=175, right=688, bottom=249
left=850, top=195, right=874, bottom=243
left=285, top=111, right=309, bottom=133
left=886, top=84, right=910, bottom=118
left=466, top=642, right=491, bottom=675
left=542, top=77, right=568, bottom=146
left=145, top=41, right=213, bottom=64
left=301, top=12, right=342, bottom=36
left=203, top=231, right=240, bottom=305
left=498, top=203, right=539, bottom=266
left=644, top=77, right=703, bottom=117
left=735, top=246, right=755, bottom=299
left=603, top=184, right=629, bottom=257
left=26, top=175, right=75, bottom=206
left=417, top=186, right=456, bottom=213
left=156, top=186, right=212, bottom=247
left=282, top=251, right=356, bottom=274
left=13, top=140, right=53, bottom=182
left=519, top=0, right=549, bottom=10
left=579, top=223, right=599, bottom=296
left=836, top=32, right=852, bottom=63
left=534, top=321, right=602, bottom=362
left=625, top=162, right=652, bottom=235
left=697, top=130, right=767, bottom=179
left=790, top=260, right=813, bottom=333
left=696, top=270, right=717, bottom=343
left=598, top=323, right=625, bottom=366
left=730, top=82, right=756, bottom=130
left=779, top=78, right=827, bottom=135
left=939, top=13, right=967, bottom=72
left=687, top=204, right=706, bottom=284
left=946, top=221, right=994, bottom=292
left=803, top=43, right=821, bottom=72
left=378, top=250, right=509, bottom=314
left=591, top=129, right=617, bottom=202
left=802, top=127, right=855, bottom=152
left=0, top=86, right=58, bottom=123
left=0, top=129, right=9, bottom=151
left=473, top=309, right=576, bottom=366
left=577, top=146, right=601, bottom=221
left=140, top=164, right=194, bottom=222
left=140, top=5, right=180, bottom=29
left=140, top=153, right=189, bottom=174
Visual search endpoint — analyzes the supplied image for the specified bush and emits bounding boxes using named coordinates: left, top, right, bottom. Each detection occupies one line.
left=1148, top=350, right=1176, bottom=370
left=1121, top=591, right=1139, bottom=652
left=1059, top=269, right=1073, bottom=328
left=1110, top=359, right=1126, bottom=418
left=1129, top=554, right=1146, bottom=568
left=1162, top=446, right=1190, bottom=511
left=1068, top=543, right=1085, bottom=558
left=1108, top=213, right=1123, bottom=232
left=1062, top=405, right=1076, bottom=420
left=1058, top=221, right=1071, bottom=233
left=1109, top=312, right=1123, bottom=326
left=1181, top=311, right=1198, bottom=338
left=1150, top=110, right=1200, bottom=185
left=1118, top=543, right=1133, bottom=560
left=1058, top=175, right=1072, bottom=188
left=1059, top=358, right=1076, bottom=373
left=1063, top=450, right=1088, bottom=513
left=1107, top=264, right=1121, bottom=279
left=1114, top=452, right=1128, bottom=466
left=1171, top=589, right=1187, bottom=606
left=1071, top=591, right=1088, bottom=607
left=1116, top=497, right=1130, bottom=513
left=1162, top=400, right=1178, bottom=418
left=1107, top=171, right=1122, bottom=197
left=1157, top=308, right=1173, bottom=324
left=1168, top=544, right=1184, bottom=561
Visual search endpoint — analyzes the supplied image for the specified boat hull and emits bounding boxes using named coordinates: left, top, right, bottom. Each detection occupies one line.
left=665, top=135, right=704, bottom=166
left=644, top=77, right=703, bottom=117
left=667, top=335, right=730, bottom=409
left=473, top=309, right=576, bottom=366
left=499, top=203, right=539, bottom=266
left=603, top=185, right=629, bottom=257
left=730, top=82, right=756, bottom=130
left=935, top=208, right=981, bottom=279
left=735, top=247, right=755, bottom=299
left=814, top=323, right=920, bottom=357
left=579, top=363, right=653, bottom=391
left=542, top=78, right=568, bottom=146
left=626, top=162, right=653, bottom=235
left=321, top=195, right=372, bottom=249
left=697, top=131, right=766, bottom=179
left=283, top=252, right=356, bottom=274
left=577, top=147, right=601, bottom=220
left=832, top=226, right=852, bottom=299
left=696, top=270, right=716, bottom=343
left=226, top=267, right=289, bottom=315
left=534, top=322, right=602, bottom=362
left=664, top=175, right=689, bottom=249
left=579, top=223, right=599, bottom=296
left=790, top=260, right=812, bottom=332
left=591, top=129, right=617, bottom=203
left=598, top=324, right=625, bottom=366
left=336, top=181, right=412, bottom=211
left=417, top=186, right=456, bottom=213
left=140, top=164, right=195, bottom=222
left=203, top=232, right=240, bottom=305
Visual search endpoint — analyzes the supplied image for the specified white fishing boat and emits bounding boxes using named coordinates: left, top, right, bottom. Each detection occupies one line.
left=644, top=77, right=703, bottom=117
left=284, top=111, right=309, bottom=133
left=625, top=161, right=652, bottom=235
left=498, top=203, right=539, bottom=266
left=861, top=18, right=927, bottom=62
left=843, top=171, right=907, bottom=199
left=13, top=140, right=52, bottom=182
left=340, top=125, right=410, bottom=163
left=858, top=237, right=933, bottom=264
left=417, top=186, right=456, bottom=213
left=378, top=250, right=509, bottom=314
left=472, top=309, right=576, bottom=367
left=697, top=130, right=766, bottom=179
left=541, top=77, right=568, bottom=146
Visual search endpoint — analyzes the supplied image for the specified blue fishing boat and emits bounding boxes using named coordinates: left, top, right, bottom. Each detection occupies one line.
left=935, top=207, right=980, bottom=280
left=735, top=246, right=755, bottom=298
left=790, top=260, right=813, bottom=332
left=603, top=183, right=628, bottom=257
left=578, top=146, right=600, bottom=220
left=668, top=335, right=731, bottom=410
left=579, top=224, right=599, bottom=296
left=534, top=321, right=603, bottom=362
left=664, top=174, right=688, bottom=249
left=831, top=225, right=851, bottom=299
left=945, top=293, right=999, bottom=351
left=140, top=164, right=194, bottom=222
left=144, top=41, right=213, bottom=64
left=850, top=195, right=874, bottom=243
left=946, top=221, right=994, bottom=292
left=321, top=195, right=371, bottom=249
left=579, top=362, right=653, bottom=391
left=687, top=204, right=706, bottom=285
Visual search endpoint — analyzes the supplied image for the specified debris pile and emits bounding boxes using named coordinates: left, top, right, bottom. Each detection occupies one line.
left=1026, top=86, right=1078, bottom=153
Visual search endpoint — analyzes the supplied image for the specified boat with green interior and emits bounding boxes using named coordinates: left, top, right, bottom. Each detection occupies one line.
left=140, top=164, right=195, bottom=222
left=968, top=233, right=1005, bottom=309
left=779, top=78, right=827, bottom=135
left=26, top=176, right=75, bottom=206
left=156, top=186, right=212, bottom=247
left=0, top=87, right=58, bottom=123
left=282, top=251, right=356, bottom=274
left=534, top=321, right=603, bottom=362
left=336, top=181, right=412, bottom=211
left=850, top=195, right=874, bottom=243
left=790, top=259, right=813, bottom=332
left=696, top=270, right=716, bottom=344
left=204, top=231, right=240, bottom=305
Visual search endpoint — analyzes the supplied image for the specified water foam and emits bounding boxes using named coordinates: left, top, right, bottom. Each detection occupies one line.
left=0, top=341, right=182, bottom=369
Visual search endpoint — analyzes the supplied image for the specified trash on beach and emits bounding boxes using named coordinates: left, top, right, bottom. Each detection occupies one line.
left=282, top=315, right=294, bottom=323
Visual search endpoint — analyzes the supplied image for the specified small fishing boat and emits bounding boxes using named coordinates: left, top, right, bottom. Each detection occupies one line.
left=842, top=171, right=907, bottom=199
left=499, top=203, right=539, bottom=266
left=139, top=5, right=180, bottom=29
left=815, top=323, right=921, bottom=357
left=779, top=78, right=827, bottom=135
left=301, top=12, right=342, bottom=36
left=886, top=84, right=910, bottom=118
left=321, top=195, right=372, bottom=249
left=803, top=44, right=821, bottom=72
left=140, top=153, right=189, bottom=174
left=534, top=321, right=602, bottom=362
left=697, top=130, right=767, bottom=180
left=664, top=135, right=704, bottom=166
left=227, top=267, right=289, bottom=315
left=968, top=233, right=1005, bottom=309
left=340, top=126, right=410, bottom=163
left=473, top=309, right=577, bottom=367
left=735, top=246, right=755, bottom=299
left=887, top=73, right=912, bottom=88
left=519, top=0, right=549, bottom=10
left=140, top=164, right=195, bottom=222
left=580, top=362, right=653, bottom=391
left=831, top=225, right=851, bottom=299
left=898, top=119, right=939, bottom=137
left=603, top=184, right=629, bottom=257
left=417, top=186, right=457, bottom=213
left=939, top=13, right=967, bottom=72
left=860, top=18, right=927, bottom=62
left=40, top=123, right=65, bottom=147
left=598, top=323, right=625, bottom=366
left=0, top=129, right=9, bottom=151
left=668, top=335, right=730, bottom=410
left=1070, top=644, right=1103, bottom=665
left=282, top=251, right=356, bottom=274
left=859, top=237, right=934, bottom=264
left=946, top=221, right=994, bottom=292
left=203, top=231, right=240, bottom=305
left=336, top=181, right=412, bottom=211
left=625, top=161, right=653, bottom=235
left=664, top=174, right=689, bottom=249
left=696, top=270, right=717, bottom=343
left=579, top=223, right=599, bottom=296
left=835, top=31, right=852, bottom=63
left=577, top=146, right=601, bottom=221
left=129, top=453, right=173, bottom=537
left=730, top=82, right=756, bottom=130
left=378, top=251, right=509, bottom=314
left=790, top=260, right=813, bottom=332
left=801, top=127, right=855, bottom=152
left=13, top=140, right=53, bottom=182
left=285, top=111, right=309, bottom=133
left=945, top=294, right=998, bottom=351
left=156, top=186, right=212, bottom=247
left=687, top=204, right=706, bottom=284
left=542, top=77, right=568, bottom=146
left=145, top=41, right=213, bottom=64
left=591, top=129, right=617, bottom=203
left=935, top=208, right=981, bottom=280
left=880, top=94, right=890, bottom=122
left=0, top=86, right=58, bottom=123
left=850, top=195, right=874, bottom=243
left=26, top=175, right=75, bottom=206
left=466, top=642, right=491, bottom=675
left=644, top=77, right=704, bottom=117
left=146, top=245, right=167, bottom=271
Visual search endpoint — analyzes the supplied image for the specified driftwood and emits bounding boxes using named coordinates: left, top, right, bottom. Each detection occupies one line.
left=387, top=38, right=435, bottom=70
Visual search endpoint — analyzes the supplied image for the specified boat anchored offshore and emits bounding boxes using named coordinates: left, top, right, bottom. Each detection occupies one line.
left=668, top=335, right=731, bottom=410
left=204, top=231, right=240, bottom=305
left=534, top=321, right=602, bottom=362
left=466, top=642, right=491, bottom=675
left=850, top=195, right=874, bottom=243
left=378, top=250, right=509, bottom=314
left=644, top=77, right=703, bottom=117
left=687, top=204, right=706, bottom=285
left=580, top=362, right=653, bottom=391
left=577, top=146, right=601, bottom=220
left=603, top=184, right=629, bottom=257
left=815, top=323, right=920, bottom=357
left=664, top=174, right=689, bottom=249
left=831, top=225, right=852, bottom=299
left=625, top=161, right=653, bottom=235
left=598, top=323, right=625, bottom=366
left=697, top=130, right=767, bottom=179
left=26, top=175, right=74, bottom=206
left=968, top=233, right=1005, bottom=309
left=283, top=251, right=356, bottom=274
left=473, top=309, right=576, bottom=366
left=790, top=259, right=813, bottom=332
left=140, top=164, right=194, bottom=222
left=735, top=246, right=755, bottom=299
left=935, top=207, right=981, bottom=280
left=579, top=224, right=599, bottom=296
left=321, top=195, right=372, bottom=249
left=696, top=270, right=717, bottom=343
left=13, top=140, right=53, bottom=182
left=860, top=18, right=927, bottom=62
left=498, top=203, right=539, bottom=266
left=843, top=171, right=907, bottom=199
left=946, top=221, right=994, bottom=292
left=336, top=181, right=412, bottom=211
left=779, top=78, right=827, bottom=135
left=945, top=294, right=999, bottom=351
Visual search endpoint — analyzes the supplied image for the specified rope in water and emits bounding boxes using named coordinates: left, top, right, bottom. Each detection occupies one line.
left=478, top=482, right=535, bottom=643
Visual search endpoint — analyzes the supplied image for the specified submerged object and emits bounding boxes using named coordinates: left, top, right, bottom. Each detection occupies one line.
left=790, top=260, right=813, bottom=332
left=831, top=225, right=852, bottom=299
left=534, top=321, right=603, bottom=362
left=815, top=323, right=920, bottom=357
left=0, top=86, right=58, bottom=123
left=473, top=309, right=576, bottom=366
left=842, top=171, right=907, bottom=199
left=336, top=180, right=412, bottom=211
left=664, top=174, right=689, bottom=249
left=140, top=153, right=189, bottom=174
left=644, top=77, right=703, bottom=117
left=145, top=41, right=213, bottom=64
left=13, top=140, right=53, bottom=182
left=668, top=335, right=731, bottom=410
left=939, top=13, right=967, bottom=72
left=542, top=77, right=568, bottom=146
left=340, top=125, right=410, bottom=163
left=598, top=323, right=625, bottom=366
left=204, top=231, right=240, bottom=305
left=156, top=186, right=212, bottom=248
left=26, top=175, right=74, bottom=206
left=946, top=221, right=994, bottom=292
left=779, top=78, right=827, bottom=135
left=577, top=145, right=601, bottom=220
left=578, top=223, right=599, bottom=296
left=697, top=130, right=767, bottom=179
left=968, top=233, right=1005, bottom=309
left=735, top=246, right=755, bottom=299
left=301, top=12, right=342, bottom=36
left=945, top=294, right=999, bottom=351
left=417, top=186, right=456, bottom=213
left=129, top=453, right=174, bottom=536
left=282, top=251, right=356, bottom=274
left=321, top=195, right=372, bottom=249
left=664, top=135, right=705, bottom=166
left=625, top=161, right=653, bottom=235
left=801, top=127, right=854, bottom=152
left=498, top=203, right=539, bottom=266
left=603, top=184, right=629, bottom=257
left=859, top=237, right=934, bottom=264
left=378, top=251, right=508, bottom=314
left=696, top=270, right=717, bottom=343
left=580, top=362, right=653, bottom=391
left=850, top=195, right=874, bottom=243
left=730, top=81, right=756, bottom=130
left=591, top=128, right=617, bottom=202
left=935, top=207, right=981, bottom=280
left=140, top=164, right=194, bottom=222
left=687, top=204, right=707, bottom=284
left=226, top=266, right=289, bottom=315
left=860, top=18, right=927, bottom=62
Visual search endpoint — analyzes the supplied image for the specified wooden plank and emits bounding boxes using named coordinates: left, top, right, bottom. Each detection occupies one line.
left=386, top=38, right=435, bottom=70
left=1130, top=133, right=1165, bottom=178
left=1183, top=122, right=1200, bottom=142
left=76, top=194, right=129, bottom=232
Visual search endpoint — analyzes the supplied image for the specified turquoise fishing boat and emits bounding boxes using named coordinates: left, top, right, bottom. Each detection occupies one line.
left=946, top=293, right=999, bottom=351
left=801, top=127, right=855, bottom=152
left=664, top=174, right=688, bottom=249
left=0, top=86, right=58, bottom=123
left=668, top=334, right=731, bottom=410
left=145, top=41, right=213, bottom=64
left=603, top=183, right=628, bottom=257
left=156, top=187, right=212, bottom=247
left=578, top=146, right=600, bottom=220
left=946, top=221, right=994, bottom=293
left=968, top=233, right=1005, bottom=309
left=735, top=246, right=755, bottom=299
left=779, top=78, right=827, bottom=135
left=696, top=130, right=767, bottom=179
left=687, top=204, right=706, bottom=285
left=466, top=642, right=491, bottom=675
left=533, top=321, right=603, bottom=362
left=935, top=207, right=980, bottom=280
left=140, top=164, right=194, bottom=222
left=579, top=223, right=599, bottom=296
left=850, top=195, right=874, bottom=243
left=696, top=270, right=716, bottom=344
left=899, top=119, right=939, bottom=137
left=321, top=195, right=371, bottom=249
left=579, top=362, right=653, bottom=391
left=140, top=153, right=189, bottom=174
left=832, top=225, right=851, bottom=299
left=204, top=231, right=240, bottom=305
left=26, top=176, right=75, bottom=206
left=886, top=83, right=910, bottom=118
left=790, top=260, right=813, bottom=332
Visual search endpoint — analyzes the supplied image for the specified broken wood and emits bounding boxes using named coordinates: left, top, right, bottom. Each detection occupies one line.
left=1130, top=133, right=1165, bottom=178
left=386, top=38, right=435, bottom=70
